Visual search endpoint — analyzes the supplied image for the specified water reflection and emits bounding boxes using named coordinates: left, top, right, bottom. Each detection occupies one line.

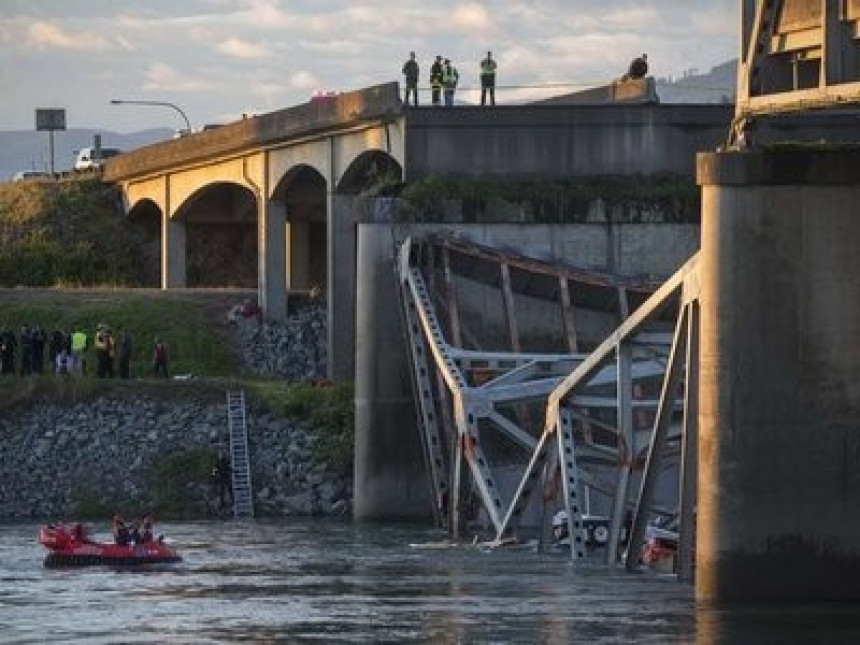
left=1, top=520, right=858, bottom=643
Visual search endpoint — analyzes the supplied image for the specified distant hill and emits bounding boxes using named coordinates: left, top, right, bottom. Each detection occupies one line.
left=0, top=128, right=173, bottom=180
left=656, top=60, right=736, bottom=104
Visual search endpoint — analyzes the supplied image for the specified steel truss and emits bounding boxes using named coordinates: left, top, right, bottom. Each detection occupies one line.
left=732, top=0, right=860, bottom=145
left=398, top=235, right=701, bottom=573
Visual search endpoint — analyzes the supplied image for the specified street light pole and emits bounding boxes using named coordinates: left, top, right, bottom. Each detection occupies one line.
left=109, top=99, right=192, bottom=133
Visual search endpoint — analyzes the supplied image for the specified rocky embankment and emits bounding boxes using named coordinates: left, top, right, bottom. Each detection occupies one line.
left=0, top=393, right=351, bottom=520
left=230, top=302, right=327, bottom=380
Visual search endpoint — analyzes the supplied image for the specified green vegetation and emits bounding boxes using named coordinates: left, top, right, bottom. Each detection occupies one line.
left=0, top=376, right=100, bottom=414
left=399, top=173, right=700, bottom=224
left=249, top=381, right=355, bottom=475
left=72, top=484, right=113, bottom=519
left=0, top=290, right=234, bottom=378
left=0, top=179, right=146, bottom=286
left=0, top=377, right=229, bottom=414
left=151, top=448, right=218, bottom=519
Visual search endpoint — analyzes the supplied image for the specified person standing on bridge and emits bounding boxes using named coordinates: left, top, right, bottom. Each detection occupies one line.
left=442, top=58, right=459, bottom=106
left=624, top=53, right=649, bottom=81
left=480, top=51, right=497, bottom=106
left=430, top=55, right=444, bottom=106
left=402, top=52, right=419, bottom=107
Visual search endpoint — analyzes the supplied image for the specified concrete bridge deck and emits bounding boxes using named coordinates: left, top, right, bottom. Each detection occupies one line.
left=103, top=82, right=860, bottom=383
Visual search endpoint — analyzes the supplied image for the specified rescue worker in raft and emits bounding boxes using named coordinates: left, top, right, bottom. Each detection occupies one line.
left=112, top=515, right=130, bottom=546
left=141, top=515, right=155, bottom=543
left=128, top=519, right=142, bottom=546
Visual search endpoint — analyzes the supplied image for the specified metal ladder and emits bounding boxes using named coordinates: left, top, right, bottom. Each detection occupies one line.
left=226, top=390, right=254, bottom=518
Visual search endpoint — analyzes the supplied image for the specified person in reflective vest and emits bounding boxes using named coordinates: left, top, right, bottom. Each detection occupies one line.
left=480, top=51, right=497, bottom=106
left=71, top=327, right=87, bottom=375
left=402, top=51, right=419, bottom=106
left=442, top=58, right=459, bottom=107
left=430, top=55, right=443, bottom=106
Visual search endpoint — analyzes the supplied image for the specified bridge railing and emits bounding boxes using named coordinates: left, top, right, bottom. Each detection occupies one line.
left=103, top=82, right=402, bottom=182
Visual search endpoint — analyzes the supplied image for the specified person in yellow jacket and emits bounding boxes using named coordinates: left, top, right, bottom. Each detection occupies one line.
left=71, top=327, right=87, bottom=376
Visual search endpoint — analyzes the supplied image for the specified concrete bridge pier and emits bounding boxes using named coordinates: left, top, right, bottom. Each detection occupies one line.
left=354, top=223, right=433, bottom=520
left=161, top=216, right=186, bottom=289
left=697, top=149, right=860, bottom=602
left=286, top=220, right=311, bottom=290
left=327, top=194, right=358, bottom=381
left=259, top=199, right=287, bottom=321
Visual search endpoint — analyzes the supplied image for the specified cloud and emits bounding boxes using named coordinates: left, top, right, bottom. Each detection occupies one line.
left=239, top=0, right=294, bottom=29
left=251, top=82, right=288, bottom=97
left=143, top=63, right=214, bottom=92
left=27, top=21, right=112, bottom=51
left=452, top=3, right=492, bottom=30
left=602, top=8, right=660, bottom=30
left=290, top=70, right=321, bottom=89
left=116, top=35, right=135, bottom=52
left=217, top=36, right=271, bottom=59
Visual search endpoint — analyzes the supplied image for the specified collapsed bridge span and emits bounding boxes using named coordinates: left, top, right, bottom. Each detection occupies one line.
left=397, top=234, right=699, bottom=574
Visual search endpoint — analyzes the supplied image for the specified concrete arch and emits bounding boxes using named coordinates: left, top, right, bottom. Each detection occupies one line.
left=337, top=148, right=403, bottom=195
left=172, top=181, right=259, bottom=288
left=271, top=163, right=328, bottom=210
left=165, top=156, right=263, bottom=220
left=333, top=121, right=405, bottom=188
left=126, top=198, right=162, bottom=287
left=267, top=141, right=329, bottom=201
left=271, top=164, right=328, bottom=293
left=123, top=175, right=168, bottom=216
left=127, top=196, right=162, bottom=220
left=173, top=181, right=257, bottom=223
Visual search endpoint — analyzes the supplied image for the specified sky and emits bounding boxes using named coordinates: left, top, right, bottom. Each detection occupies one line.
left=0, top=0, right=738, bottom=133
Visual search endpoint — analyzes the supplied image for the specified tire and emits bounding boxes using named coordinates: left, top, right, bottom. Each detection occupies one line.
left=592, top=524, right=610, bottom=545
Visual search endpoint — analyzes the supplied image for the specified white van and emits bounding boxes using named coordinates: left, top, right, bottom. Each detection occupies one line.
left=73, top=147, right=121, bottom=171
left=12, top=170, right=51, bottom=182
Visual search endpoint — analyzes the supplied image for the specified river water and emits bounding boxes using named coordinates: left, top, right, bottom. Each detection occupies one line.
left=2, top=520, right=859, bottom=644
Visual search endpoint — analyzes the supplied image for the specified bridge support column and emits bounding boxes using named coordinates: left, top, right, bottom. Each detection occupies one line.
left=161, top=216, right=186, bottom=289
left=260, top=199, right=287, bottom=321
left=286, top=220, right=311, bottom=290
left=354, top=223, right=433, bottom=519
left=327, top=193, right=357, bottom=381
left=697, top=150, right=860, bottom=602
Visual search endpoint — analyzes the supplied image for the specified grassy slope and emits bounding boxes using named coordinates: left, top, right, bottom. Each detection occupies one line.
left=0, top=289, right=243, bottom=378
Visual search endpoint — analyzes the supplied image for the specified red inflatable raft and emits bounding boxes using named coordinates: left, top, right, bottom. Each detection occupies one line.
left=39, top=523, right=182, bottom=567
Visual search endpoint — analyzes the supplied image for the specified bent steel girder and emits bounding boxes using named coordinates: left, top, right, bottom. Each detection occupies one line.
left=732, top=0, right=860, bottom=146
left=398, top=235, right=701, bottom=571
left=546, top=253, right=701, bottom=565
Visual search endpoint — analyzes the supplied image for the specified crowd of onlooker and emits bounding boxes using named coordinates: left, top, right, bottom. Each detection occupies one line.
left=0, top=324, right=169, bottom=379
